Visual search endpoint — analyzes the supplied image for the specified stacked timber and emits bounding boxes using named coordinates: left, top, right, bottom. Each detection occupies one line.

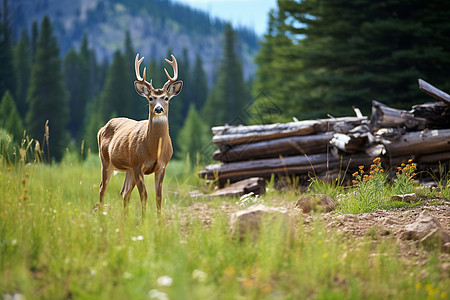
left=199, top=79, right=450, bottom=188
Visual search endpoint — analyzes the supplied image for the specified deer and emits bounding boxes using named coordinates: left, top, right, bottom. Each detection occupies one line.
left=93, top=53, right=183, bottom=216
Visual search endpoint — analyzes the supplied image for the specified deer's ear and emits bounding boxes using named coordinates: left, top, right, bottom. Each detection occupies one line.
left=134, top=81, right=151, bottom=97
left=167, top=80, right=183, bottom=97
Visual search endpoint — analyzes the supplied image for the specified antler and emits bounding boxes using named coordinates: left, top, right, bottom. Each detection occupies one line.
left=162, top=54, right=178, bottom=90
left=135, top=53, right=154, bottom=90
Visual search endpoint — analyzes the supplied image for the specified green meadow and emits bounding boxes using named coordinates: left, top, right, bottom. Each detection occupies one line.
left=0, top=154, right=449, bottom=300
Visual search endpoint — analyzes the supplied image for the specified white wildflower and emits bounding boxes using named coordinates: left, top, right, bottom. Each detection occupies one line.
left=148, top=289, right=169, bottom=300
left=157, top=275, right=173, bottom=287
left=192, top=269, right=207, bottom=282
left=131, top=235, right=144, bottom=242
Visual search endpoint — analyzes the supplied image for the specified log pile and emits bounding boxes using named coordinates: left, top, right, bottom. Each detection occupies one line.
left=199, top=79, right=450, bottom=188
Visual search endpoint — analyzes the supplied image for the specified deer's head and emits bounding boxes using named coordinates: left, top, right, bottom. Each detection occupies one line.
left=134, top=54, right=183, bottom=117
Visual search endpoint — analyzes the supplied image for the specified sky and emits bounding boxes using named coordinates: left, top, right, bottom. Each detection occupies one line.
left=174, top=0, right=278, bottom=36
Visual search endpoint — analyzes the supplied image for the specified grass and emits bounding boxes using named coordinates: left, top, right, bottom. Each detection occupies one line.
left=1, top=153, right=449, bottom=299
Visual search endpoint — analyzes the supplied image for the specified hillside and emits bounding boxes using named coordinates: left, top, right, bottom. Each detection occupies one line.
left=9, top=0, right=259, bottom=80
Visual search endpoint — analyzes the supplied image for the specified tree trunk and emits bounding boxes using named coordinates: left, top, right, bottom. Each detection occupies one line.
left=382, top=129, right=450, bottom=157
left=418, top=78, right=450, bottom=104
left=212, top=117, right=366, bottom=146
left=214, top=133, right=333, bottom=162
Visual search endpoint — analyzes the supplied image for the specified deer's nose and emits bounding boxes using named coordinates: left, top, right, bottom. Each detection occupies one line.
left=154, top=105, right=164, bottom=115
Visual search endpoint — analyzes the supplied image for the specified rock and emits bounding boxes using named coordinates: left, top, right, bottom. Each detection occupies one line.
left=381, top=217, right=401, bottom=226
left=337, top=214, right=359, bottom=223
left=229, top=205, right=288, bottom=240
left=391, top=193, right=419, bottom=203
left=400, top=211, right=450, bottom=252
left=295, top=194, right=335, bottom=214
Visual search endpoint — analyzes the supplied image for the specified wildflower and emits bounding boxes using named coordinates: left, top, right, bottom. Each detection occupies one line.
left=323, top=253, right=329, bottom=259
left=408, top=159, right=413, bottom=164
left=373, top=157, right=381, bottom=163
left=7, top=167, right=11, bottom=172
left=21, top=178, right=26, bottom=185
left=416, top=282, right=422, bottom=289
left=192, top=269, right=208, bottom=282
left=148, top=289, right=169, bottom=300
left=352, top=171, right=359, bottom=177
left=157, top=275, right=173, bottom=287
left=25, top=172, right=29, bottom=177
left=359, top=165, right=364, bottom=170
left=131, top=236, right=144, bottom=241
left=352, top=180, right=359, bottom=185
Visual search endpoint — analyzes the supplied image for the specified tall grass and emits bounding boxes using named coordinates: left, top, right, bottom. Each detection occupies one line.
left=1, top=153, right=449, bottom=299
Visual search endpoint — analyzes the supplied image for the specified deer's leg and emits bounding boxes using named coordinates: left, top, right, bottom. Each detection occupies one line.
left=155, top=168, right=166, bottom=215
left=120, top=171, right=135, bottom=212
left=133, top=167, right=147, bottom=217
left=94, top=162, right=113, bottom=211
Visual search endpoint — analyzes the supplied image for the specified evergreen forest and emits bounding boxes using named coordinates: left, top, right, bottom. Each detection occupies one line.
left=1, top=0, right=450, bottom=162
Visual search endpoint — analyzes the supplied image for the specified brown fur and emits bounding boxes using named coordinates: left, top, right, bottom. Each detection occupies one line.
left=93, top=54, right=182, bottom=216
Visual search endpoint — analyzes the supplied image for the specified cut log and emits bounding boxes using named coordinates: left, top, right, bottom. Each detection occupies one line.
left=211, top=117, right=366, bottom=146
left=417, top=151, right=450, bottom=164
left=370, top=100, right=426, bottom=130
left=214, top=133, right=333, bottom=162
left=199, top=153, right=374, bottom=183
left=201, top=177, right=266, bottom=197
left=418, top=79, right=450, bottom=104
left=382, top=129, right=450, bottom=157
left=411, top=102, right=450, bottom=128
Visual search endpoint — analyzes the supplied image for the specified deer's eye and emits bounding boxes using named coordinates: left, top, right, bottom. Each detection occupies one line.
left=148, top=97, right=153, bottom=101
left=164, top=96, right=169, bottom=101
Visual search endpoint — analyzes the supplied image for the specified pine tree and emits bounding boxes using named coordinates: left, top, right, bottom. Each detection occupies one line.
left=123, top=31, right=144, bottom=120
left=250, top=8, right=294, bottom=124
left=13, top=28, right=31, bottom=119
left=0, top=90, right=24, bottom=142
left=202, top=24, right=249, bottom=126
left=82, top=96, right=103, bottom=153
left=256, top=0, right=450, bottom=119
left=0, top=4, right=16, bottom=100
left=98, top=50, right=130, bottom=121
left=26, top=16, right=69, bottom=162
left=30, top=21, right=38, bottom=61
left=177, top=103, right=211, bottom=164
left=190, top=53, right=208, bottom=110
left=64, top=47, right=90, bottom=142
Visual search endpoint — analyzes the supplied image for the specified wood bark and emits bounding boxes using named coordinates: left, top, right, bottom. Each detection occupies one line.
left=382, top=129, right=450, bottom=157
left=214, top=133, right=333, bottom=162
left=369, top=100, right=426, bottom=130
left=199, top=153, right=373, bottom=182
left=212, top=117, right=366, bottom=146
left=418, top=78, right=450, bottom=104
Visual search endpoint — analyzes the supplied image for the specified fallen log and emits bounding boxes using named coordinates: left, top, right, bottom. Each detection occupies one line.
left=195, top=177, right=266, bottom=198
left=214, top=133, right=333, bottom=162
left=369, top=100, right=426, bottom=130
left=418, top=78, right=450, bottom=104
left=212, top=117, right=366, bottom=146
left=411, top=102, right=450, bottom=128
left=199, top=153, right=374, bottom=183
left=382, top=129, right=450, bottom=157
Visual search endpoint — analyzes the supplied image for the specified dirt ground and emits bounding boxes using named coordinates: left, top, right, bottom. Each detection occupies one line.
left=170, top=196, right=450, bottom=278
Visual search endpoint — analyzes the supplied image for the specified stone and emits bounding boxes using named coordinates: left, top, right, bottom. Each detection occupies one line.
left=400, top=211, right=450, bottom=252
left=295, top=194, right=336, bottom=214
left=391, top=193, right=419, bottom=203
left=229, top=205, right=288, bottom=240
